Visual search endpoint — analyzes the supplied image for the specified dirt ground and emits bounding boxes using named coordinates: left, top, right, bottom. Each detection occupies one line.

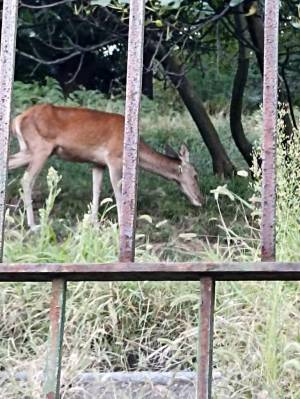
left=64, top=372, right=196, bottom=398
left=1, top=370, right=227, bottom=398
left=1, top=371, right=199, bottom=398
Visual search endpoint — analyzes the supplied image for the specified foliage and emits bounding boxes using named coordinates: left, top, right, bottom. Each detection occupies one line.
left=6, top=169, right=159, bottom=269
left=188, top=53, right=262, bottom=113
left=12, top=78, right=124, bottom=116
left=12, top=78, right=65, bottom=115
left=15, top=1, right=300, bottom=105
left=10, top=79, right=253, bottom=228
left=2, top=130, right=300, bottom=396
left=11, top=0, right=300, bottom=178
left=276, top=110, right=300, bottom=260
left=5, top=79, right=300, bottom=397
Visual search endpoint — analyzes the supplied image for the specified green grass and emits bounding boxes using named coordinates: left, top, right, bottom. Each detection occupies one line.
left=1, top=81, right=300, bottom=398
left=3, top=157, right=300, bottom=398
left=8, top=79, right=255, bottom=247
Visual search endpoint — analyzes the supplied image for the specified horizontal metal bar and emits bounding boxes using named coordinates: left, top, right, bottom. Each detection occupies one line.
left=0, top=262, right=300, bottom=282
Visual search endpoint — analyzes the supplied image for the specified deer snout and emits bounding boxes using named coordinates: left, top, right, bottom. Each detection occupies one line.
left=192, top=197, right=203, bottom=207
left=192, top=191, right=205, bottom=207
left=179, top=180, right=204, bottom=207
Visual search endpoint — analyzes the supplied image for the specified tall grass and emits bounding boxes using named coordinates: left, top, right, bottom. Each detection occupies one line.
left=2, top=81, right=300, bottom=397
left=2, top=156, right=300, bottom=398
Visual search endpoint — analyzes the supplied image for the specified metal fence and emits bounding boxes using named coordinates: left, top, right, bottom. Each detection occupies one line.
left=0, top=0, right=299, bottom=398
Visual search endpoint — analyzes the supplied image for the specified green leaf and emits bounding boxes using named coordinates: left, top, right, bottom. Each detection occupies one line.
left=155, top=219, right=168, bottom=228
left=229, top=0, right=245, bottom=7
left=90, top=0, right=111, bottom=6
left=154, top=19, right=163, bottom=27
left=159, top=0, right=183, bottom=8
left=210, top=184, right=235, bottom=201
left=290, top=17, right=300, bottom=29
left=138, top=214, right=153, bottom=224
left=171, top=294, right=198, bottom=307
left=100, top=197, right=113, bottom=206
left=237, top=170, right=249, bottom=178
left=178, top=233, right=197, bottom=240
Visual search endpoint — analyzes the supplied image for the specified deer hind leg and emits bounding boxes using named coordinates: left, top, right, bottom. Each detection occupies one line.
left=8, top=150, right=31, bottom=170
left=108, top=161, right=123, bottom=224
left=91, top=166, right=104, bottom=223
left=8, top=116, right=31, bottom=170
left=22, top=151, right=50, bottom=228
left=9, top=131, right=31, bottom=170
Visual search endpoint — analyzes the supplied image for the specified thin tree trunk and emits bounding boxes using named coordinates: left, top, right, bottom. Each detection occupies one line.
left=142, top=48, right=154, bottom=99
left=98, top=7, right=235, bottom=175
left=246, top=5, right=264, bottom=74
left=230, top=8, right=254, bottom=167
left=154, top=46, right=235, bottom=176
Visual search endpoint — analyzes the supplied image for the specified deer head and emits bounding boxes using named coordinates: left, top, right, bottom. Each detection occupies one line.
left=166, top=144, right=204, bottom=207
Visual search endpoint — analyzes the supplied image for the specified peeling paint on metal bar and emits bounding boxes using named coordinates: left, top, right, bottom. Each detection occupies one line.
left=261, top=0, right=279, bottom=261
left=0, top=1, right=291, bottom=399
left=119, top=0, right=145, bottom=262
left=0, top=262, right=300, bottom=282
left=44, top=279, right=67, bottom=399
left=0, top=0, right=18, bottom=260
left=198, top=278, right=215, bottom=399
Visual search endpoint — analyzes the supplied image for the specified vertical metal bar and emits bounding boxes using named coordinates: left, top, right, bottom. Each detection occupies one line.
left=261, top=0, right=279, bottom=261
left=198, top=278, right=215, bottom=399
left=0, top=0, right=18, bottom=260
left=44, top=279, right=67, bottom=399
left=119, top=0, right=145, bottom=262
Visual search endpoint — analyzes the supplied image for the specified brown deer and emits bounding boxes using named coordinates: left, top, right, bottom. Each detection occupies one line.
left=8, top=104, right=203, bottom=227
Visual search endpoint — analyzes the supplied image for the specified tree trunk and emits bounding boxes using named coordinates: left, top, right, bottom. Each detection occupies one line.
left=98, top=7, right=235, bottom=175
left=246, top=5, right=264, bottom=74
left=154, top=46, right=235, bottom=176
left=230, top=9, right=254, bottom=167
left=246, top=2, right=294, bottom=138
left=142, top=48, right=154, bottom=99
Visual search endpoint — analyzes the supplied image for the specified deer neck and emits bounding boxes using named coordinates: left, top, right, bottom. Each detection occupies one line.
left=139, top=141, right=181, bottom=182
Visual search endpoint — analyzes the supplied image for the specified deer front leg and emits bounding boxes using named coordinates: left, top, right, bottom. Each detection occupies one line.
left=91, top=166, right=104, bottom=223
left=108, top=161, right=123, bottom=224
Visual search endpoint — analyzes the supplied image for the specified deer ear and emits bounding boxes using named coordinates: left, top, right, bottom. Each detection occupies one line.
left=165, top=144, right=180, bottom=160
left=179, top=144, right=190, bottom=163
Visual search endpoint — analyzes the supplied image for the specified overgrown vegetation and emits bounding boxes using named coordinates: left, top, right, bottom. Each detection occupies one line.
left=2, top=163, right=300, bottom=398
left=2, top=81, right=300, bottom=398
left=9, top=79, right=252, bottom=235
left=15, top=0, right=300, bottom=178
left=3, top=0, right=300, bottom=397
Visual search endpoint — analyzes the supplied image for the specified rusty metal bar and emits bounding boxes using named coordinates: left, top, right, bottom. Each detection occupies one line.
left=119, top=0, right=145, bottom=262
left=44, top=279, right=67, bottom=399
left=0, top=0, right=19, bottom=260
left=198, top=278, right=215, bottom=399
left=261, top=0, right=279, bottom=261
left=0, top=262, right=300, bottom=282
